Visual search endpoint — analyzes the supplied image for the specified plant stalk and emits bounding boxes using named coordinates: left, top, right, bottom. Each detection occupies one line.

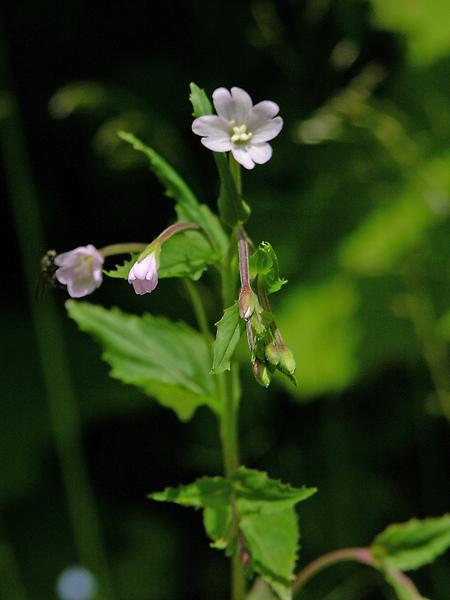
left=220, top=156, right=246, bottom=600
left=292, top=547, right=423, bottom=598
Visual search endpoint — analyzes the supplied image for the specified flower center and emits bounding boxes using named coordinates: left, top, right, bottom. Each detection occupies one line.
left=230, top=123, right=253, bottom=144
left=80, top=253, right=94, bottom=273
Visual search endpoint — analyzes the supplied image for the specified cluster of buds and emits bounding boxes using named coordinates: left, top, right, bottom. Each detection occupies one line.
left=237, top=230, right=296, bottom=388
left=244, top=299, right=296, bottom=388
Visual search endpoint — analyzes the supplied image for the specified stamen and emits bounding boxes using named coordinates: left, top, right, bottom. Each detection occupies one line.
left=230, top=123, right=253, bottom=144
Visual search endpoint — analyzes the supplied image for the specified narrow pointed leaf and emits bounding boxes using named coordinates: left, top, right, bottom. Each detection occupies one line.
left=118, top=130, right=227, bottom=255
left=211, top=303, right=245, bottom=374
left=189, top=82, right=213, bottom=118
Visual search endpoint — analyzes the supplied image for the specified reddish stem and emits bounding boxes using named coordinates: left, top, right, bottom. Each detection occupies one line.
left=293, top=547, right=423, bottom=599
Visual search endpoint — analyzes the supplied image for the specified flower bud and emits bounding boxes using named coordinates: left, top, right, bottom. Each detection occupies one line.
left=278, top=344, right=296, bottom=376
left=252, top=360, right=271, bottom=388
left=265, top=341, right=280, bottom=367
left=239, top=285, right=257, bottom=321
left=128, top=243, right=161, bottom=295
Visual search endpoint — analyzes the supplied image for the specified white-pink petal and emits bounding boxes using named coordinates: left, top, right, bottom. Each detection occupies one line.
left=248, top=101, right=280, bottom=130
left=251, top=116, right=283, bottom=143
left=230, top=87, right=253, bottom=123
left=212, top=87, right=234, bottom=121
left=192, top=115, right=229, bottom=137
left=231, top=147, right=255, bottom=170
left=247, top=143, right=273, bottom=164
left=201, top=136, right=232, bottom=152
left=128, top=252, right=159, bottom=295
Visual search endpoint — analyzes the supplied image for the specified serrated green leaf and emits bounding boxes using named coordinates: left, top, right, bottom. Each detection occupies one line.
left=103, top=255, right=137, bottom=279
left=241, top=509, right=298, bottom=600
left=231, top=468, right=317, bottom=515
left=211, top=303, right=245, bottom=374
left=372, top=514, right=450, bottom=571
left=250, top=242, right=288, bottom=294
left=66, top=301, right=220, bottom=420
left=118, top=131, right=227, bottom=256
left=150, top=475, right=233, bottom=545
left=150, top=467, right=316, bottom=600
left=104, top=229, right=217, bottom=282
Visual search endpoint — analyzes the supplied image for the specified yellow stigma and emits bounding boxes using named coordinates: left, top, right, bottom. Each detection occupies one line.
left=231, top=124, right=253, bottom=144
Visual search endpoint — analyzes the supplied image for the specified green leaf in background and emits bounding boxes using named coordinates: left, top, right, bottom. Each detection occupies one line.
left=66, top=301, right=220, bottom=420
left=104, top=229, right=217, bottom=282
left=250, top=241, right=288, bottom=294
left=211, top=303, right=245, bottom=374
left=277, top=277, right=360, bottom=397
left=118, top=131, right=227, bottom=256
left=372, top=514, right=450, bottom=571
left=150, top=467, right=316, bottom=600
left=439, top=308, right=450, bottom=341
left=370, top=0, right=450, bottom=66
left=189, top=82, right=251, bottom=227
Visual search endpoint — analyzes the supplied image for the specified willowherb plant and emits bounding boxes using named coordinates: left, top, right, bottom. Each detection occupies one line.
left=44, top=83, right=450, bottom=600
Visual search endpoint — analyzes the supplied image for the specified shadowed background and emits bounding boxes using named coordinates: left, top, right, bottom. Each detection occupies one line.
left=1, top=1, right=450, bottom=599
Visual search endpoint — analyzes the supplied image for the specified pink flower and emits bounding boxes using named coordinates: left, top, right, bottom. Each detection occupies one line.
left=55, top=245, right=104, bottom=298
left=192, top=86, right=283, bottom=169
left=128, top=250, right=159, bottom=295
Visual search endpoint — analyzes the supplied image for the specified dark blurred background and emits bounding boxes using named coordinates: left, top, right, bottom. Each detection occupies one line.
left=1, top=1, right=450, bottom=599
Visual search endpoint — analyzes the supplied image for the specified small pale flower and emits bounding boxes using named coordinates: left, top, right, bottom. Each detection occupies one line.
left=55, top=245, right=104, bottom=298
left=192, top=86, right=283, bottom=169
left=128, top=249, right=159, bottom=295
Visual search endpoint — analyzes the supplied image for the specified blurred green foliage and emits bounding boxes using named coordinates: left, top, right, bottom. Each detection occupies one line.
left=2, top=0, right=450, bottom=599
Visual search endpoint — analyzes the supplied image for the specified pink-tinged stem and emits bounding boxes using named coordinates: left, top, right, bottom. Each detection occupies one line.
left=156, top=221, right=199, bottom=244
left=99, top=243, right=147, bottom=257
left=293, top=547, right=422, bottom=598
left=100, top=222, right=199, bottom=258
left=237, top=226, right=250, bottom=289
left=386, top=568, right=423, bottom=599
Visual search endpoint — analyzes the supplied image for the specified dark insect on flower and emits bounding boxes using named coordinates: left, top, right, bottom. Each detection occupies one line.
left=35, top=249, right=66, bottom=299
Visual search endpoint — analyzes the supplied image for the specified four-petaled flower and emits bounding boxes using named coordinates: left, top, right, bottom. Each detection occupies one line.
left=192, top=86, right=283, bottom=169
left=128, top=248, right=160, bottom=295
left=55, top=245, right=104, bottom=298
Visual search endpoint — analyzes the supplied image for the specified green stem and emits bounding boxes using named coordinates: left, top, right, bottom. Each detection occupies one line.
left=229, top=154, right=243, bottom=195
left=0, top=21, right=113, bottom=597
left=292, top=547, right=423, bottom=599
left=183, top=279, right=212, bottom=345
left=220, top=155, right=246, bottom=600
